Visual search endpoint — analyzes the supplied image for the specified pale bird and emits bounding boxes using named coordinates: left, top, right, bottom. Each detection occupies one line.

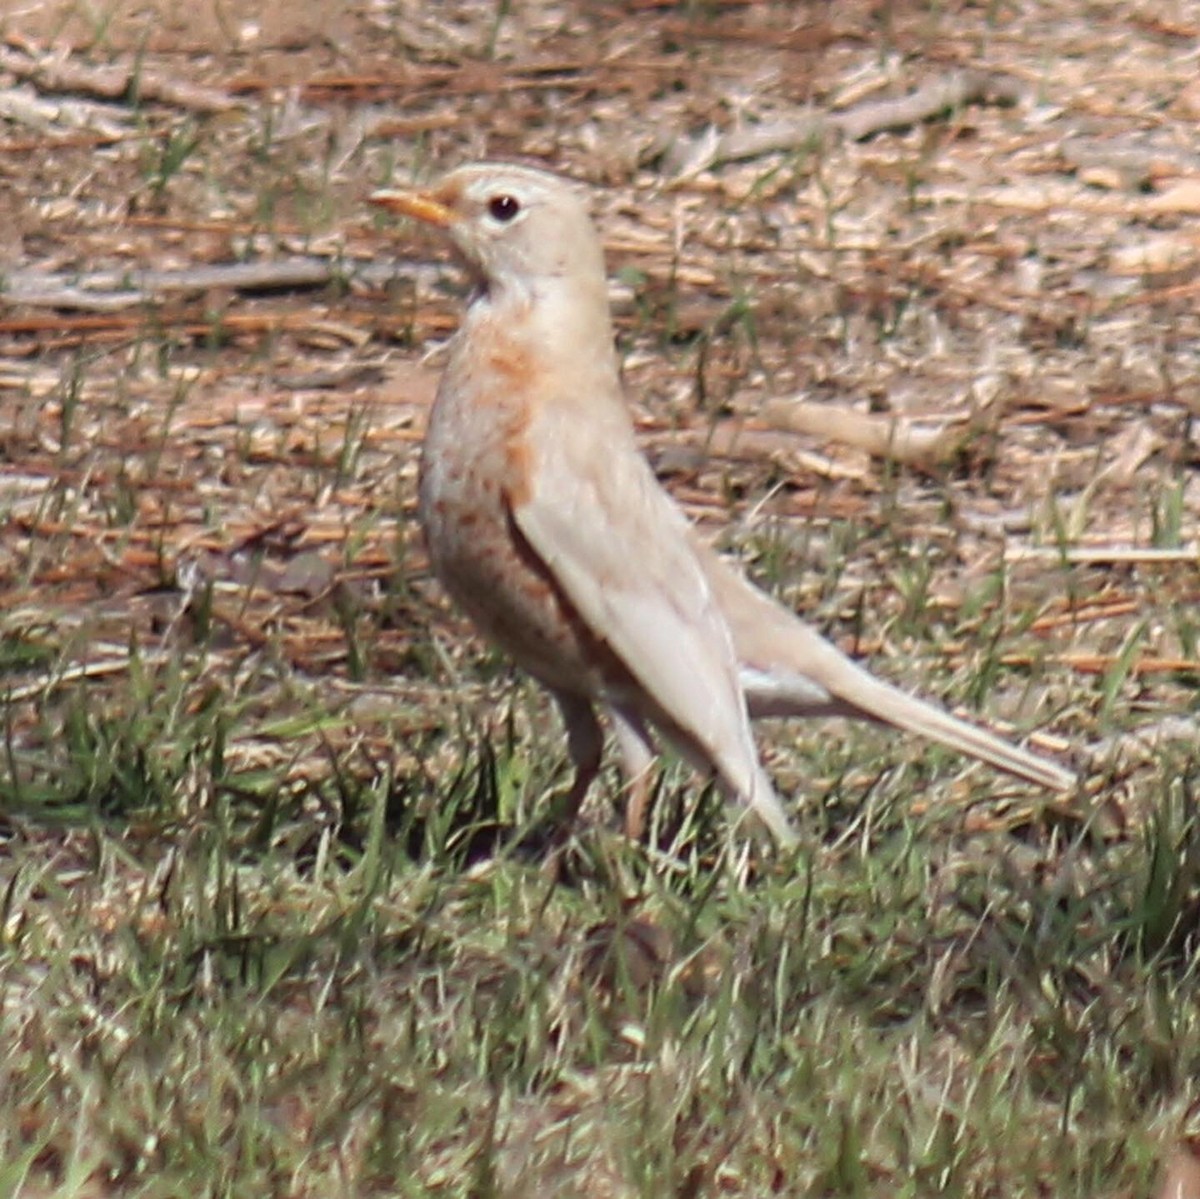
left=372, top=162, right=1074, bottom=848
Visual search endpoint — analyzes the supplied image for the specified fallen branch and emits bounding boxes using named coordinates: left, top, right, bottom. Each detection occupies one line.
left=835, top=70, right=1024, bottom=140
left=759, top=395, right=978, bottom=467
left=0, top=38, right=240, bottom=114
left=930, top=178, right=1200, bottom=217
left=0, top=83, right=129, bottom=138
left=661, top=69, right=1026, bottom=175
left=1005, top=545, right=1200, bottom=565
left=0, top=307, right=451, bottom=346
left=2, top=259, right=438, bottom=312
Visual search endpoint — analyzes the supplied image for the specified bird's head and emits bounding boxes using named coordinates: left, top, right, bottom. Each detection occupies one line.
left=372, top=163, right=606, bottom=298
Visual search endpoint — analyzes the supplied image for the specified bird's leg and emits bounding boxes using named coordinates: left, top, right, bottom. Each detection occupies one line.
left=535, top=691, right=604, bottom=880
left=608, top=706, right=658, bottom=840
left=549, top=690, right=604, bottom=828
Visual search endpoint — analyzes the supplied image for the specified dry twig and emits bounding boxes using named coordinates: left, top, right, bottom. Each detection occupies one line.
left=3, top=260, right=427, bottom=312
left=759, top=396, right=978, bottom=468
left=0, top=38, right=240, bottom=114
left=661, top=69, right=1025, bottom=175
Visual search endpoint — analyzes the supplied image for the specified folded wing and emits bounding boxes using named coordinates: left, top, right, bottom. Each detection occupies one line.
left=509, top=409, right=797, bottom=845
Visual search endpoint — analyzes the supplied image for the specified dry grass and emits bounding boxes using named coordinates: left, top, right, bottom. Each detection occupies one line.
left=1, top=1, right=1198, bottom=1195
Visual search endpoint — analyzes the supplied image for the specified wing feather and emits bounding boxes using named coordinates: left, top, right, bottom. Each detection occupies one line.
left=508, top=408, right=796, bottom=844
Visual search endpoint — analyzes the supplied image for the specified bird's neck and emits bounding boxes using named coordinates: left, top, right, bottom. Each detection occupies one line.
left=469, top=273, right=618, bottom=380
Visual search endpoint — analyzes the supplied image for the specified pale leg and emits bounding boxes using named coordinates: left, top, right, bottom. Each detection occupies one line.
left=609, top=705, right=658, bottom=839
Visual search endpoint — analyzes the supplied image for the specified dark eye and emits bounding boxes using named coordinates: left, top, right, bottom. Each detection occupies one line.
left=487, top=194, right=521, bottom=222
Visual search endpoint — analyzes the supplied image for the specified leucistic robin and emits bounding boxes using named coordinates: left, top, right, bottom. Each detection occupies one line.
left=372, top=163, right=1074, bottom=848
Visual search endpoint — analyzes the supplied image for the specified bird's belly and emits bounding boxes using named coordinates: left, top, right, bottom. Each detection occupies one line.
left=418, top=448, right=615, bottom=698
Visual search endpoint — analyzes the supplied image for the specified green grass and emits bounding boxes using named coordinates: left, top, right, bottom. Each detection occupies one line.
left=0, top=634, right=1194, bottom=1196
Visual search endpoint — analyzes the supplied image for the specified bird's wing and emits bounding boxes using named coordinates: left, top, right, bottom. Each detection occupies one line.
left=508, top=406, right=796, bottom=844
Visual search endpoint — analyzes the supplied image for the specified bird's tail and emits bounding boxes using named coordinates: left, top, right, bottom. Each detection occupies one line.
left=698, top=538, right=1076, bottom=792
left=749, top=644, right=1076, bottom=792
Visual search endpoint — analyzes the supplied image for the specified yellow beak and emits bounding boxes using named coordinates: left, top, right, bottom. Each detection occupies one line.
left=370, top=188, right=455, bottom=228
